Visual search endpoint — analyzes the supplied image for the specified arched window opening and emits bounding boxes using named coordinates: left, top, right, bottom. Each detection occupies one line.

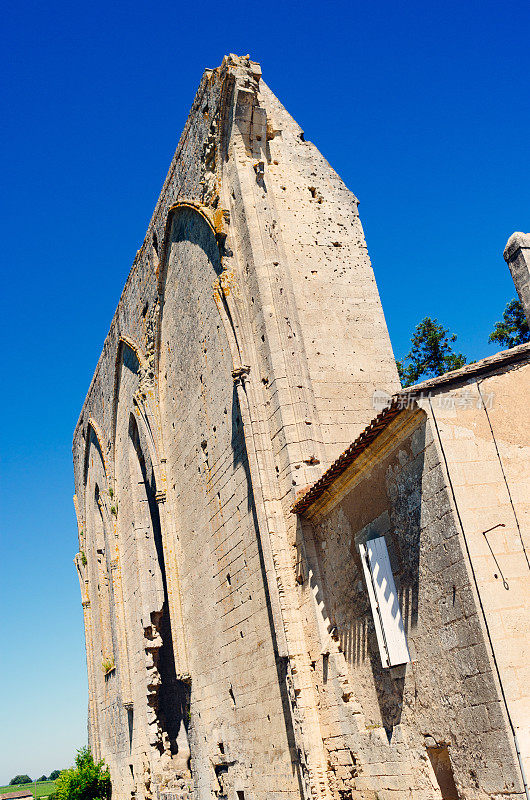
left=94, top=484, right=115, bottom=671
left=128, top=414, right=190, bottom=764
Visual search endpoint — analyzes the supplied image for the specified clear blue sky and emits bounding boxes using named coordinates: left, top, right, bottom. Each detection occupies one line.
left=1, top=0, right=528, bottom=784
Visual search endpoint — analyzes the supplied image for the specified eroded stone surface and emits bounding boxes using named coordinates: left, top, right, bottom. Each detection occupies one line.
left=73, top=55, right=529, bottom=800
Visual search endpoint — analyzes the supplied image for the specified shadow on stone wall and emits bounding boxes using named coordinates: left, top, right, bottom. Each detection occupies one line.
left=130, top=414, right=190, bottom=764
left=300, top=420, right=426, bottom=741
left=230, top=385, right=307, bottom=797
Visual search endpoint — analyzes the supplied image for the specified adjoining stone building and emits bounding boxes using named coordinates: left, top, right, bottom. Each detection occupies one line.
left=72, top=55, right=530, bottom=800
left=292, top=344, right=530, bottom=800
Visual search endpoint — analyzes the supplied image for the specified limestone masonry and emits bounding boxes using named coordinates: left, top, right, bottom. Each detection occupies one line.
left=73, top=55, right=530, bottom=800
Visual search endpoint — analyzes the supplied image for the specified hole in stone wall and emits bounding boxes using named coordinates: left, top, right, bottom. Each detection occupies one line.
left=218, top=741, right=225, bottom=754
left=427, top=745, right=459, bottom=800
left=237, top=792, right=245, bottom=800
left=214, top=765, right=228, bottom=799
left=127, top=707, right=134, bottom=753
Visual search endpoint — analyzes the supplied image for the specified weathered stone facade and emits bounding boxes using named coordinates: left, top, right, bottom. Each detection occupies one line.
left=73, top=55, right=529, bottom=800
left=293, top=345, right=530, bottom=800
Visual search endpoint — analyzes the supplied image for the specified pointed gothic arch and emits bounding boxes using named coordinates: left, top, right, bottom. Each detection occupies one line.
left=83, top=417, right=109, bottom=486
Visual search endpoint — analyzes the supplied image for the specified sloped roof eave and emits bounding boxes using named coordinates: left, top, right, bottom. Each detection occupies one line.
left=291, top=399, right=406, bottom=515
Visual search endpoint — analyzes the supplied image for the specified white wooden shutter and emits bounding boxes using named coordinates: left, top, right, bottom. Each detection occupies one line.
left=359, top=537, right=410, bottom=668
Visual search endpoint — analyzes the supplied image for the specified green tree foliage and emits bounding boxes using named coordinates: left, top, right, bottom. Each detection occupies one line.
left=397, top=317, right=467, bottom=388
left=50, top=748, right=111, bottom=800
left=48, top=772, right=61, bottom=781
left=489, top=299, right=530, bottom=349
left=10, top=776, right=32, bottom=786
left=38, top=776, right=48, bottom=783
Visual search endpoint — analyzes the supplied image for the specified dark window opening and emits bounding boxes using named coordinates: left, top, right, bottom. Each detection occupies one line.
left=427, top=745, right=459, bottom=800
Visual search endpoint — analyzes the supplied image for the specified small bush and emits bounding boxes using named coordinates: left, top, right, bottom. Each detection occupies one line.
left=10, top=776, right=32, bottom=786
left=38, top=775, right=48, bottom=782
left=80, top=551, right=87, bottom=566
left=50, top=747, right=111, bottom=800
left=101, top=657, right=115, bottom=674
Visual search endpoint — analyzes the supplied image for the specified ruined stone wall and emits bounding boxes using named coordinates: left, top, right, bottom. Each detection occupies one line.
left=73, top=55, right=400, bottom=800
left=296, top=394, right=526, bottom=800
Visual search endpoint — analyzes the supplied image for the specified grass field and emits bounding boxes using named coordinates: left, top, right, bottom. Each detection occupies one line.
left=0, top=781, right=56, bottom=799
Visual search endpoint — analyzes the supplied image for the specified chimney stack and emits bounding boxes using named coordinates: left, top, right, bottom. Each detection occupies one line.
left=504, top=232, right=530, bottom=325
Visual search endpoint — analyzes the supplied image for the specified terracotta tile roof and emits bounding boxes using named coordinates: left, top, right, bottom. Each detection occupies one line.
left=0, top=791, right=35, bottom=799
left=291, top=399, right=404, bottom=514
left=291, top=343, right=530, bottom=516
